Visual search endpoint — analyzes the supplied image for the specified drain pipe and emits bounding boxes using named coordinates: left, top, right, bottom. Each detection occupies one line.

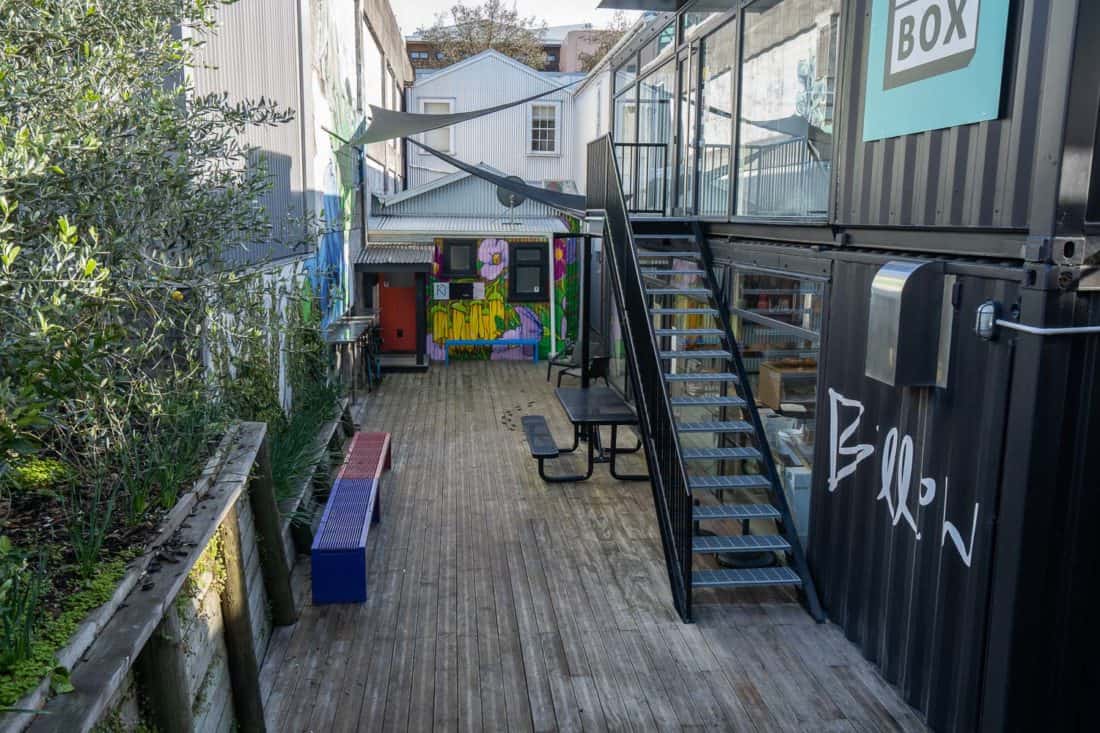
left=975, top=300, right=1100, bottom=339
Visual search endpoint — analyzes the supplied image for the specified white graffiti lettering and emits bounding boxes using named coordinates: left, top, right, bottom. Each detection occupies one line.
left=826, top=388, right=979, bottom=568
left=827, top=388, right=875, bottom=493
left=940, top=478, right=979, bottom=568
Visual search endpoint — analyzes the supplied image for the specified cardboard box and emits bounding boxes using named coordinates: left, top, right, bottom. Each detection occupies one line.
left=758, top=360, right=817, bottom=410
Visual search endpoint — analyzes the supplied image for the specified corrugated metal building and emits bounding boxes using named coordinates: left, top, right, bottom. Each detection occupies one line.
left=358, top=166, right=580, bottom=369
left=586, top=0, right=1100, bottom=730
left=406, top=50, right=584, bottom=188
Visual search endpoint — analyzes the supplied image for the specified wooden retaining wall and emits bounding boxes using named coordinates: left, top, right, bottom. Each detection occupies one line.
left=1, top=403, right=351, bottom=733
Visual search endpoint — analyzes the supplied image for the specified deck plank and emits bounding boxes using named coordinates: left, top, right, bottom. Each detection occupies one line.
left=259, top=362, right=928, bottom=733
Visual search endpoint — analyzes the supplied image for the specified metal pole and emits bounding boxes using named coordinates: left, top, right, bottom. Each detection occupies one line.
left=580, top=232, right=593, bottom=389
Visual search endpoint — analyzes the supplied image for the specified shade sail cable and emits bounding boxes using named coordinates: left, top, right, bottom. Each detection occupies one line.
left=405, top=138, right=588, bottom=216
left=349, top=78, right=582, bottom=147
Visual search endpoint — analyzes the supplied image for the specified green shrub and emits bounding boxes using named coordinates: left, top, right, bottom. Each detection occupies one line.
left=0, top=537, right=45, bottom=673
left=5, top=457, right=73, bottom=495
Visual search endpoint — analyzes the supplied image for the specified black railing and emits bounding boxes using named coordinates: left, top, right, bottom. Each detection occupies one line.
left=589, top=135, right=694, bottom=622
left=614, top=142, right=668, bottom=215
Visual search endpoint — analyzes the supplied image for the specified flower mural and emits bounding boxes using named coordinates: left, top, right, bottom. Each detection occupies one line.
left=426, top=230, right=580, bottom=362
left=478, top=238, right=507, bottom=280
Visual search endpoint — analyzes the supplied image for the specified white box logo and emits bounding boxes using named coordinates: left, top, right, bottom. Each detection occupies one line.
left=884, top=0, right=980, bottom=89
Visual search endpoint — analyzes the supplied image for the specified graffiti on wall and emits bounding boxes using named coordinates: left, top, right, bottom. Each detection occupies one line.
left=827, top=388, right=980, bottom=567
left=425, top=235, right=578, bottom=361
left=307, top=0, right=359, bottom=325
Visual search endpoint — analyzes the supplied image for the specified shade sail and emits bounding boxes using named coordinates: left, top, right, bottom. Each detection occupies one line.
left=406, top=138, right=588, bottom=216
left=349, top=79, right=581, bottom=147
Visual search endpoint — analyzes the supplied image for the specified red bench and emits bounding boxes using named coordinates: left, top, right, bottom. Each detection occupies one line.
left=311, top=432, right=391, bottom=605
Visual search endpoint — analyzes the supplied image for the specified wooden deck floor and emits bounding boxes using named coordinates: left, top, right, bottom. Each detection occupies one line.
left=259, top=362, right=928, bottom=732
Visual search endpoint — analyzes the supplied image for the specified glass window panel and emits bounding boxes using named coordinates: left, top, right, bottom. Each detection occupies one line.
left=636, top=61, right=674, bottom=212
left=727, top=265, right=824, bottom=543
left=681, top=11, right=718, bottom=40
left=639, top=22, right=675, bottom=70
left=614, top=57, right=637, bottom=93
left=614, top=91, right=637, bottom=144
left=736, top=0, right=840, bottom=218
left=529, top=104, right=558, bottom=153
left=516, top=265, right=541, bottom=294
left=422, top=101, right=452, bottom=152
left=698, top=20, right=737, bottom=216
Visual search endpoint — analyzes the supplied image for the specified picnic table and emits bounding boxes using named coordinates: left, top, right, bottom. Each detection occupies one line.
left=521, top=387, right=647, bottom=482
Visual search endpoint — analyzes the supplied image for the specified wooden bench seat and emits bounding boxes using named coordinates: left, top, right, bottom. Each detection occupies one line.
left=311, top=431, right=391, bottom=605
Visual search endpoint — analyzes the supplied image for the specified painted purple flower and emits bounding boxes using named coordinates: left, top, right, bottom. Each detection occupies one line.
left=478, top=238, right=507, bottom=280
left=426, top=335, right=446, bottom=362
left=492, top=306, right=543, bottom=361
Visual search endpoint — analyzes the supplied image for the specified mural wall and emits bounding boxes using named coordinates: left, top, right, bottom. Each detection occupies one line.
left=307, top=0, right=359, bottom=326
left=425, top=236, right=579, bottom=361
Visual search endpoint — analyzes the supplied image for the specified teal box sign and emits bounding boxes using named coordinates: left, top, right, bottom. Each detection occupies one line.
left=862, top=0, right=1011, bottom=141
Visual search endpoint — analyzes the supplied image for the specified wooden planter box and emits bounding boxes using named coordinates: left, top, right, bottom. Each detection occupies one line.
left=0, top=402, right=352, bottom=733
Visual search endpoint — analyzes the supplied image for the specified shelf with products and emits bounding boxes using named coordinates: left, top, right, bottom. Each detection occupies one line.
left=728, top=268, right=824, bottom=493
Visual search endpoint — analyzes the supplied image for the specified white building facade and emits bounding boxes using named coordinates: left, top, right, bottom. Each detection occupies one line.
left=405, top=50, right=584, bottom=190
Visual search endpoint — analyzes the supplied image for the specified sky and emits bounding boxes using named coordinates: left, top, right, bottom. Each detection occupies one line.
left=391, top=0, right=639, bottom=36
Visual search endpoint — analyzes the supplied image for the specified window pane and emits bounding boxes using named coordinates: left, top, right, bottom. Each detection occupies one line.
left=450, top=244, right=470, bottom=272
left=639, top=22, right=675, bottom=70
left=423, top=101, right=451, bottom=151
left=516, top=265, right=541, bottom=294
left=530, top=104, right=557, bottom=153
left=681, top=11, right=718, bottom=39
left=516, top=247, right=542, bottom=263
left=698, top=21, right=737, bottom=216
left=727, top=267, right=823, bottom=544
left=637, top=61, right=674, bottom=212
left=614, top=57, right=637, bottom=92
left=614, top=92, right=637, bottom=144
left=736, top=0, right=839, bottom=218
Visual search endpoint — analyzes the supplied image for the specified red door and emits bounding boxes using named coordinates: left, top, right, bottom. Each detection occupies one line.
left=379, top=273, right=417, bottom=352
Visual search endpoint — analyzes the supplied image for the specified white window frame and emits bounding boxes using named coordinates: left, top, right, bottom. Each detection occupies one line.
left=527, top=101, right=561, bottom=157
left=418, top=98, right=455, bottom=154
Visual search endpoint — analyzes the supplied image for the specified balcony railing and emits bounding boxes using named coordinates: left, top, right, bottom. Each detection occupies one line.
left=614, top=142, right=667, bottom=215
left=737, top=136, right=829, bottom=218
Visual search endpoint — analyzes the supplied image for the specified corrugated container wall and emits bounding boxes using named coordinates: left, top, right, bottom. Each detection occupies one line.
left=809, top=255, right=1019, bottom=732
left=190, top=1, right=308, bottom=264
left=833, top=0, right=1054, bottom=231
left=406, top=53, right=579, bottom=188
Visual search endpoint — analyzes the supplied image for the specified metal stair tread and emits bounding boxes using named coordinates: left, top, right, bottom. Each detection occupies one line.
left=660, top=349, right=732, bottom=359
left=692, top=566, right=803, bottom=588
left=654, top=328, right=725, bottom=336
left=670, top=395, right=746, bottom=407
left=641, top=268, right=707, bottom=276
left=664, top=372, right=739, bottom=383
left=692, top=534, right=791, bottom=553
left=646, top=287, right=711, bottom=296
left=682, top=446, right=761, bottom=460
left=689, top=474, right=773, bottom=490
left=677, top=420, right=754, bottom=433
left=650, top=307, right=719, bottom=316
left=692, top=503, right=781, bottom=521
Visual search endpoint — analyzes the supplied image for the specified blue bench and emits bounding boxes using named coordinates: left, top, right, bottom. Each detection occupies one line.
left=311, top=432, right=390, bottom=605
left=444, top=338, right=540, bottom=364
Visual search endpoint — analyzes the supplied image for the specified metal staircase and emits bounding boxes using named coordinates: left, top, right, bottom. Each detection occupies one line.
left=586, top=136, right=823, bottom=622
